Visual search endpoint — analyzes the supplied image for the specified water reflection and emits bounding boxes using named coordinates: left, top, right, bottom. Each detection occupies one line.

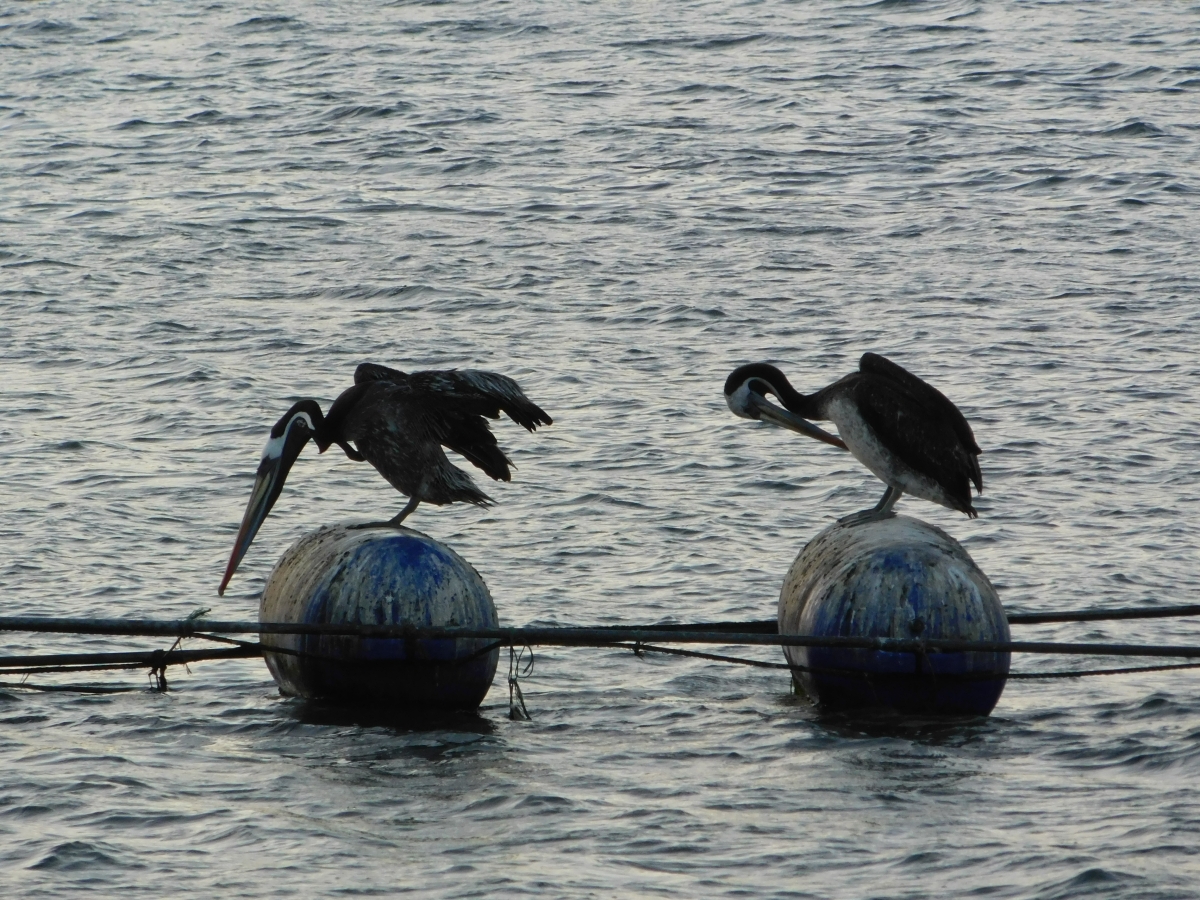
left=815, top=707, right=999, bottom=746
left=291, top=698, right=498, bottom=740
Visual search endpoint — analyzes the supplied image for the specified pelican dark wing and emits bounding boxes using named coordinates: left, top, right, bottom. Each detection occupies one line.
left=847, top=379, right=977, bottom=515
left=377, top=380, right=516, bottom=483
left=408, top=370, right=552, bottom=432
left=337, top=364, right=553, bottom=509
left=355, top=363, right=552, bottom=432
left=355, top=362, right=407, bottom=384
left=859, top=353, right=982, bottom=486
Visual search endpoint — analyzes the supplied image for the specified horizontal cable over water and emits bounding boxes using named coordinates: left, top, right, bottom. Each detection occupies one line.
left=3, top=616, right=1200, bottom=658
left=4, top=601, right=1200, bottom=641
left=607, top=606, right=1200, bottom=627
left=2, top=639, right=1199, bottom=689
left=615, top=643, right=1200, bottom=680
left=0, top=645, right=262, bottom=670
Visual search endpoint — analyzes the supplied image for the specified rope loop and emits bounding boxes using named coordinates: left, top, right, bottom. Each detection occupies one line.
left=147, top=649, right=168, bottom=692
left=507, top=643, right=533, bottom=720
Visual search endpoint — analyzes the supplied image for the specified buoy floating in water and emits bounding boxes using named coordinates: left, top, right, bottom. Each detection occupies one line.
left=260, top=524, right=500, bottom=709
left=779, top=515, right=1010, bottom=716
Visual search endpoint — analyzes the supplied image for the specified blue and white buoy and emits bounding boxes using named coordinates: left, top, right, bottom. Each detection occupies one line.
left=259, top=525, right=500, bottom=709
left=779, top=516, right=1009, bottom=716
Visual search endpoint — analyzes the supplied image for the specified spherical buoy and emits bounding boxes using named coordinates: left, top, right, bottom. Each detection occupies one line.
left=779, top=515, right=1009, bottom=716
left=259, top=525, right=499, bottom=709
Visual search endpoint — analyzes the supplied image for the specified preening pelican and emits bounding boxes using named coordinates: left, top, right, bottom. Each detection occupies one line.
left=218, top=363, right=552, bottom=595
left=725, top=353, right=981, bottom=522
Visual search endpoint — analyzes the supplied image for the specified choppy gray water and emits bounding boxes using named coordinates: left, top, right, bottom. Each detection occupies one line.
left=3, top=0, right=1200, bottom=896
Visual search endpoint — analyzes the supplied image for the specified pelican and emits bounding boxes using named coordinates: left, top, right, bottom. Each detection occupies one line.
left=724, top=353, right=982, bottom=522
left=218, top=363, right=552, bottom=595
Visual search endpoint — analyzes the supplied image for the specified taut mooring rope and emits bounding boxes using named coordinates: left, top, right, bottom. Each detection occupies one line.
left=6, top=601, right=1200, bottom=639
left=617, top=643, right=1200, bottom=681
left=5, top=618, right=1200, bottom=659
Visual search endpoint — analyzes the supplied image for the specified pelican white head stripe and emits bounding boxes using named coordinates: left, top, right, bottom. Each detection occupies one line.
left=262, top=411, right=315, bottom=461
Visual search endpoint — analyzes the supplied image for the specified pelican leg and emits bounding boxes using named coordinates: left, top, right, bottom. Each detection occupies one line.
left=349, top=495, right=420, bottom=530
left=385, top=496, right=421, bottom=527
left=839, top=485, right=901, bottom=526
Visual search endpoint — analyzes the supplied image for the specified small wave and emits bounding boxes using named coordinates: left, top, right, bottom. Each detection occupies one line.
left=920, top=24, right=985, bottom=34
left=144, top=320, right=197, bottom=333
left=442, top=157, right=500, bottom=175
left=1122, top=65, right=1166, bottom=79
left=604, top=180, right=671, bottom=193
left=149, top=369, right=214, bottom=387
left=319, top=283, right=456, bottom=304
left=324, top=103, right=414, bottom=121
left=695, top=34, right=766, bottom=51
left=415, top=109, right=501, bottom=128
left=1098, top=120, right=1166, bottom=138
left=512, top=793, right=576, bottom=811
left=66, top=209, right=118, bottom=220
left=29, top=840, right=142, bottom=872
left=94, top=29, right=154, bottom=46
left=2, top=257, right=83, bottom=269
left=5, top=19, right=79, bottom=34
left=1034, top=866, right=1143, bottom=899
left=740, top=224, right=854, bottom=237
left=233, top=16, right=304, bottom=31
left=1014, top=174, right=1072, bottom=190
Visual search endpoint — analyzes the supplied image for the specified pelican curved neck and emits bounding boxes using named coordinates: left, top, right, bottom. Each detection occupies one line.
left=729, top=364, right=819, bottom=418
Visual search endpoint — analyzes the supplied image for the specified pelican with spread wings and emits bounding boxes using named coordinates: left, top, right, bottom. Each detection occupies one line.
left=218, top=363, right=552, bottom=594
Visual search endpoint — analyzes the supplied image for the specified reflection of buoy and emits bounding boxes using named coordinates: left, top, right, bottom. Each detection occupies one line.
left=779, top=516, right=1009, bottom=716
left=260, top=525, right=499, bottom=709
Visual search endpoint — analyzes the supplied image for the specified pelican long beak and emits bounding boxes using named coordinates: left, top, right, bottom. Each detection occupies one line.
left=749, top=393, right=848, bottom=450
left=218, top=431, right=307, bottom=596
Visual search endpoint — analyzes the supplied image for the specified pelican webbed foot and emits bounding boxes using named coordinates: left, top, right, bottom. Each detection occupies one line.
left=348, top=497, right=421, bottom=530
left=838, top=485, right=902, bottom=526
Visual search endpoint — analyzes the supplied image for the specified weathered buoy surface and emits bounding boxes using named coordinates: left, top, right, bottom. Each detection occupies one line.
left=260, top=524, right=499, bottom=709
left=779, top=515, right=1009, bottom=716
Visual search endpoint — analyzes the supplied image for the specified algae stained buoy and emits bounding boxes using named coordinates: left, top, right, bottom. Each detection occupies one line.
left=779, top=515, right=1009, bottom=716
left=260, top=524, right=499, bottom=709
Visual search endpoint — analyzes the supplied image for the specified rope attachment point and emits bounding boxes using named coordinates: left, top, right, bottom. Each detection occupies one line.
left=508, top=643, right=533, bottom=720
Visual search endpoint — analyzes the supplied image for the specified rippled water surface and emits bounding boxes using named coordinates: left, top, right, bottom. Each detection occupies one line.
left=4, top=1, right=1200, bottom=896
